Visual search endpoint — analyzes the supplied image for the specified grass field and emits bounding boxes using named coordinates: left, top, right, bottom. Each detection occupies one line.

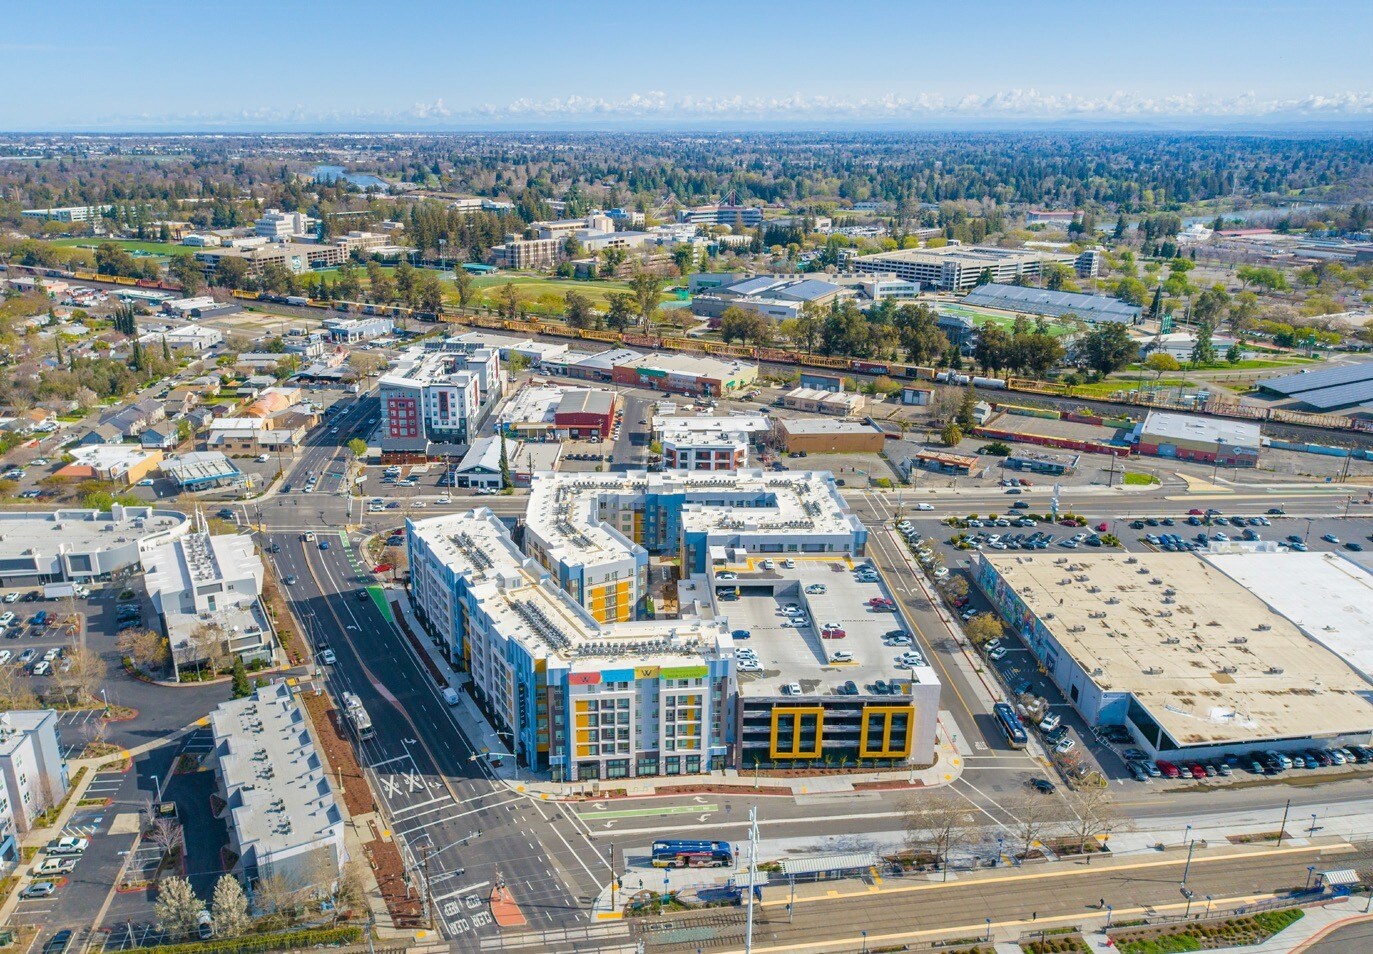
left=937, top=303, right=1077, bottom=338
left=50, top=237, right=184, bottom=257
left=468, top=274, right=638, bottom=307
left=1068, top=377, right=1191, bottom=398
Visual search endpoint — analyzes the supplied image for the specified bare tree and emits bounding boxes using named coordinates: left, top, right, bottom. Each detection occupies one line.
left=254, top=871, right=306, bottom=927
left=188, top=622, right=230, bottom=675
left=52, top=646, right=106, bottom=707
left=903, top=790, right=977, bottom=881
left=147, top=816, right=185, bottom=862
left=334, top=860, right=367, bottom=917
left=0, top=666, right=39, bottom=710
left=1009, top=790, right=1062, bottom=863
left=1061, top=786, right=1125, bottom=861
left=118, top=627, right=170, bottom=672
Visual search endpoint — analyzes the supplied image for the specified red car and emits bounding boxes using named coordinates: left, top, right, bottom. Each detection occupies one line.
left=821, top=629, right=846, bottom=639
left=1157, top=760, right=1181, bottom=779
left=867, top=597, right=894, bottom=607
left=1095, top=522, right=1108, bottom=533
left=1188, top=763, right=1207, bottom=779
left=1188, top=508, right=1204, bottom=516
left=373, top=563, right=393, bottom=573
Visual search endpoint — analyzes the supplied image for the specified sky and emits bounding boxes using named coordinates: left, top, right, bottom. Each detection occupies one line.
left=3, top=0, right=1372, bottom=131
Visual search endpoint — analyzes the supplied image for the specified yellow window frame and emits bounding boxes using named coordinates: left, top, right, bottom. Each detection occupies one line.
left=860, top=705, right=915, bottom=759
left=770, top=706, right=824, bottom=760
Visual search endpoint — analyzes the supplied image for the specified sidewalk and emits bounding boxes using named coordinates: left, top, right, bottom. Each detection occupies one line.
left=386, top=587, right=964, bottom=800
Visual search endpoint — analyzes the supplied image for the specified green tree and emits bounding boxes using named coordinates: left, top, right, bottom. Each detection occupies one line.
left=498, top=433, right=511, bottom=489
left=168, top=254, right=202, bottom=296
left=956, top=385, right=978, bottom=429
left=671, top=245, right=695, bottom=278
left=1190, top=320, right=1218, bottom=367
left=605, top=292, right=634, bottom=332
left=1144, top=352, right=1181, bottom=379
left=563, top=290, right=594, bottom=329
left=214, top=257, right=250, bottom=290
left=629, top=271, right=665, bottom=329
left=230, top=657, right=251, bottom=698
left=1077, top=322, right=1139, bottom=377
left=1226, top=342, right=1243, bottom=364
left=497, top=281, right=519, bottom=320
left=347, top=438, right=368, bottom=460
left=941, top=420, right=964, bottom=447
left=452, top=265, right=474, bottom=311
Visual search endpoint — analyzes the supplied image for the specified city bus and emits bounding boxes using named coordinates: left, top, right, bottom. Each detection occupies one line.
left=993, top=702, right=1028, bottom=749
left=651, top=839, right=735, bottom=868
left=341, top=691, right=376, bottom=741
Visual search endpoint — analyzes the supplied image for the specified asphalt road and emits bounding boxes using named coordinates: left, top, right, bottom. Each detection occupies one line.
left=268, top=530, right=607, bottom=948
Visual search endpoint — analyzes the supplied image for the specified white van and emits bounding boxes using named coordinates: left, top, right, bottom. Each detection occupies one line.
left=441, top=687, right=460, bottom=706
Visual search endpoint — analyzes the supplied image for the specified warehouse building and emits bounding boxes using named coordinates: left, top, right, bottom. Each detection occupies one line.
left=405, top=470, right=927, bottom=780
left=1132, top=411, right=1261, bottom=467
left=775, top=418, right=885, bottom=454
left=783, top=387, right=867, bottom=416
left=554, top=390, right=617, bottom=439
left=611, top=353, right=758, bottom=398
left=971, top=551, right=1373, bottom=761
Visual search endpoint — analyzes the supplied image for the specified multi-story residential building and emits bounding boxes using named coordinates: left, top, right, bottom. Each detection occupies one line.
left=379, top=350, right=484, bottom=458
left=488, top=235, right=562, bottom=270
left=143, top=523, right=274, bottom=678
left=254, top=208, right=319, bottom=240
left=210, top=682, right=346, bottom=889
left=193, top=242, right=345, bottom=277
left=655, top=414, right=769, bottom=471
left=0, top=710, right=68, bottom=834
left=407, top=471, right=933, bottom=782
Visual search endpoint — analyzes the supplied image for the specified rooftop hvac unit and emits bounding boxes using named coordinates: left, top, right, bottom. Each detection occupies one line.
left=1164, top=636, right=1180, bottom=644
left=1219, top=666, right=1238, bottom=674
left=1143, top=666, right=1163, bottom=675
left=1266, top=666, right=1285, bottom=675
left=1255, top=624, right=1271, bottom=631
left=1231, top=636, right=1248, bottom=644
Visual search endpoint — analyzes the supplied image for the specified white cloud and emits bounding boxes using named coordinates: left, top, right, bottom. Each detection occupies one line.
left=45, top=88, right=1373, bottom=130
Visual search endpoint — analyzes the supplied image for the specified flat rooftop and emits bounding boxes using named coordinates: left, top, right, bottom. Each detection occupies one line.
left=1141, top=411, right=1261, bottom=448
left=777, top=418, right=880, bottom=436
left=981, top=552, right=1373, bottom=746
left=710, top=558, right=937, bottom=696
left=0, top=507, right=187, bottom=561
left=210, top=682, right=343, bottom=861
left=1205, top=551, right=1373, bottom=684
left=984, top=412, right=1123, bottom=443
left=497, top=386, right=563, bottom=427
left=410, top=509, right=729, bottom=672
left=524, top=469, right=863, bottom=572
left=859, top=245, right=1057, bottom=266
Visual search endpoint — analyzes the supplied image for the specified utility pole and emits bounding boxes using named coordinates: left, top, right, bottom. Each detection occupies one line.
left=421, top=843, right=435, bottom=930
left=1278, top=798, right=1291, bottom=847
left=744, top=806, right=759, bottom=953
left=608, top=844, right=617, bottom=910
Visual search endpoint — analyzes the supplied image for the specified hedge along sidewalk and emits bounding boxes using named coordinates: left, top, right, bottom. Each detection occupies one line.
left=1079, top=896, right=1373, bottom=954
left=122, top=925, right=362, bottom=954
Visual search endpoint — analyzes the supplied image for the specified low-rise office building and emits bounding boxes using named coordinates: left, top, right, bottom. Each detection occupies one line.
left=194, top=241, right=345, bottom=277
left=611, top=353, right=758, bottom=398
left=323, top=316, right=393, bottom=342
left=57, top=445, right=164, bottom=487
left=0, top=506, right=189, bottom=586
left=554, top=390, right=616, bottom=439
left=21, top=205, right=110, bottom=223
left=783, top=387, right=867, bottom=416
left=143, top=524, right=274, bottom=679
left=656, top=414, right=769, bottom=471
left=852, top=245, right=1093, bottom=293
left=0, top=710, right=68, bottom=834
left=971, top=551, right=1373, bottom=761
left=210, top=682, right=346, bottom=889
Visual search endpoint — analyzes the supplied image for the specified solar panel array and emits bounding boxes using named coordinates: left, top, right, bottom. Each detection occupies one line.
left=1260, top=363, right=1373, bottom=410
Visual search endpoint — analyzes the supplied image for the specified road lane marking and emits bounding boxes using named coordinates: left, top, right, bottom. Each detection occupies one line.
left=576, top=803, right=718, bottom=821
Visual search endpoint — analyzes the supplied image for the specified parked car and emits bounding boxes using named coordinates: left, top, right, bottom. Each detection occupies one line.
left=20, top=882, right=56, bottom=899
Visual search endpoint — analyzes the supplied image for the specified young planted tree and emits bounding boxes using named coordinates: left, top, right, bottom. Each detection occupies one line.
left=118, top=627, right=171, bottom=673
left=964, top=613, right=1004, bottom=647
left=1061, top=787, right=1124, bottom=861
left=903, top=790, right=976, bottom=881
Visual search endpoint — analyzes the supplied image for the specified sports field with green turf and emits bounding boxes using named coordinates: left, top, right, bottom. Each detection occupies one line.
left=937, top=302, right=1077, bottom=337
left=50, top=237, right=184, bottom=257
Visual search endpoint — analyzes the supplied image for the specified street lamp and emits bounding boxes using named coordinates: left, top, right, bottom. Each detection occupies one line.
left=1184, top=823, right=1192, bottom=846
left=1181, top=839, right=1197, bottom=886
left=1106, top=904, right=1113, bottom=929
left=861, top=930, right=868, bottom=954
left=1309, top=813, right=1318, bottom=836
left=1306, top=865, right=1316, bottom=891
left=1205, top=895, right=1213, bottom=918
left=984, top=918, right=992, bottom=942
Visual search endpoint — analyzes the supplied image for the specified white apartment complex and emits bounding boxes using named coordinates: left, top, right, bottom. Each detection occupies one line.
left=655, top=414, right=770, bottom=472
left=0, top=710, right=68, bottom=835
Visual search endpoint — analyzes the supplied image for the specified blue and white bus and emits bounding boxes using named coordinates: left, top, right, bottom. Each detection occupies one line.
left=651, top=839, right=734, bottom=868
left=993, top=702, right=1028, bottom=749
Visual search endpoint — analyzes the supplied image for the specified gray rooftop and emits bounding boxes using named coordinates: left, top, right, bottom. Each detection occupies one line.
left=963, top=283, right=1141, bottom=322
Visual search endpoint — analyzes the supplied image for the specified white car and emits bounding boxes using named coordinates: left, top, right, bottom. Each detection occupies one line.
left=2, top=593, right=17, bottom=604
left=782, top=558, right=796, bottom=569
left=830, top=651, right=854, bottom=663
left=988, top=647, right=1008, bottom=661
left=916, top=503, right=935, bottom=511
left=0, top=650, right=10, bottom=665
left=760, top=559, right=775, bottom=570
left=1054, top=738, right=1076, bottom=754
left=932, top=567, right=950, bottom=579
left=32, top=661, right=50, bottom=676
left=782, top=683, right=802, bottom=695
left=738, top=661, right=762, bottom=673
left=318, top=649, right=337, bottom=665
